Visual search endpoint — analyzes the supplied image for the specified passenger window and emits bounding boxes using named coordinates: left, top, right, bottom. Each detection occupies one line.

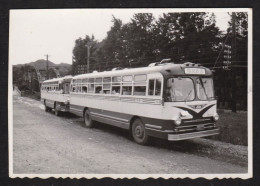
left=103, top=84, right=111, bottom=90
left=134, top=74, right=146, bottom=82
left=95, top=86, right=103, bottom=94
left=122, top=86, right=132, bottom=95
left=155, top=79, right=162, bottom=96
left=76, top=85, right=81, bottom=93
left=148, top=79, right=155, bottom=95
left=64, top=83, right=70, bottom=94
left=88, top=84, right=94, bottom=93
left=112, top=76, right=121, bottom=82
left=103, top=77, right=111, bottom=82
left=82, top=86, right=88, bottom=93
left=112, top=86, right=121, bottom=95
left=148, top=79, right=162, bottom=96
left=134, top=86, right=146, bottom=96
left=72, top=86, right=76, bottom=92
left=76, top=79, right=82, bottom=83
left=95, top=78, right=102, bottom=83
left=123, top=75, right=132, bottom=82
left=82, top=78, right=88, bottom=83
left=89, top=78, right=94, bottom=83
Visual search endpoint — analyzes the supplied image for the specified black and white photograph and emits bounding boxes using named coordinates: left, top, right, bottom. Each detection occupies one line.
left=9, top=8, right=252, bottom=179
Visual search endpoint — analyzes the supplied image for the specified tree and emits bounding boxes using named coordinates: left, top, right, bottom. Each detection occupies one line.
left=72, top=35, right=98, bottom=72
left=154, top=13, right=220, bottom=64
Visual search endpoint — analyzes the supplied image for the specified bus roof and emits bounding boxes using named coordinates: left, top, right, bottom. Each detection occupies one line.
left=42, top=75, right=73, bottom=84
left=72, top=62, right=212, bottom=80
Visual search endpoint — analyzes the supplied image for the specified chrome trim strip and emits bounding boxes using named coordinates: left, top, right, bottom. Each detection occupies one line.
left=145, top=124, right=162, bottom=129
left=70, top=107, right=82, bottom=112
left=145, top=127, right=174, bottom=133
left=176, top=123, right=214, bottom=128
left=183, top=119, right=212, bottom=123
left=92, top=114, right=129, bottom=125
left=168, top=129, right=219, bottom=141
left=90, top=112, right=129, bottom=123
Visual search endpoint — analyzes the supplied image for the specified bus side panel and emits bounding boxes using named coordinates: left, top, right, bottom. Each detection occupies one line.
left=89, top=108, right=131, bottom=129
left=70, top=104, right=84, bottom=116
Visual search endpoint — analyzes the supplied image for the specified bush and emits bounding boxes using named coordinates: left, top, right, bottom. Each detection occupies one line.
left=210, top=111, right=248, bottom=146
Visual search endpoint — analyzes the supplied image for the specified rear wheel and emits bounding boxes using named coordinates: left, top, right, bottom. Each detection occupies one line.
left=54, top=105, right=60, bottom=116
left=84, top=109, right=95, bottom=128
left=132, top=118, right=150, bottom=145
left=44, top=102, right=50, bottom=112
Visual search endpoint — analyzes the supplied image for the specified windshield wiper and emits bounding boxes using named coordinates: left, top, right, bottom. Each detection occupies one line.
left=199, top=78, right=209, bottom=100
left=185, top=89, right=193, bottom=102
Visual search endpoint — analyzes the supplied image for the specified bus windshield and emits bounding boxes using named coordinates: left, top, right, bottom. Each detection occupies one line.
left=196, top=77, right=214, bottom=100
left=166, top=77, right=195, bottom=102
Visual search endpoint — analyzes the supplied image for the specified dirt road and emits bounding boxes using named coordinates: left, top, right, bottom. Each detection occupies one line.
left=12, top=94, right=247, bottom=174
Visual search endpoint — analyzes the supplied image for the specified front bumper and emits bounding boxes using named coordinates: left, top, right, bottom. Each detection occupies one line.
left=168, top=128, right=219, bottom=141
left=56, top=103, right=70, bottom=112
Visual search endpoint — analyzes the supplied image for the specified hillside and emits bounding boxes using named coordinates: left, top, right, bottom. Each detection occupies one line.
left=13, top=59, right=72, bottom=76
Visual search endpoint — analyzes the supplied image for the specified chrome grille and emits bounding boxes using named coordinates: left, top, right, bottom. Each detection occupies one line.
left=175, top=123, right=215, bottom=133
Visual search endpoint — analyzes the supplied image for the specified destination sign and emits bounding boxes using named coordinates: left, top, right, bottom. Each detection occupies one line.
left=185, top=68, right=205, bottom=75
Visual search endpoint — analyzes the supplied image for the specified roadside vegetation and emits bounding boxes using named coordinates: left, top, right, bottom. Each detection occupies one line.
left=211, top=110, right=248, bottom=146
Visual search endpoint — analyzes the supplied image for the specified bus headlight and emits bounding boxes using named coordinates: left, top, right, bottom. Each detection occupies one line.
left=213, top=113, right=219, bottom=121
left=174, top=118, right=182, bottom=126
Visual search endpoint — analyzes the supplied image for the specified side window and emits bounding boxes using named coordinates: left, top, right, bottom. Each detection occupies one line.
left=148, top=79, right=155, bottom=95
left=95, top=85, right=102, bottom=94
left=111, top=86, right=120, bottom=95
left=64, top=83, right=70, bottom=94
left=88, top=78, right=94, bottom=93
left=133, top=74, right=147, bottom=96
left=148, top=79, right=162, bottom=96
left=123, top=75, right=132, bottom=82
left=133, top=86, right=146, bottom=96
left=134, top=74, right=146, bottom=82
left=95, top=77, right=103, bottom=94
left=82, top=85, right=88, bottom=93
left=122, top=86, right=132, bottom=95
left=112, top=76, right=121, bottom=95
left=71, top=84, right=76, bottom=92
left=103, top=77, right=111, bottom=94
left=88, top=84, right=94, bottom=93
left=155, top=79, right=162, bottom=96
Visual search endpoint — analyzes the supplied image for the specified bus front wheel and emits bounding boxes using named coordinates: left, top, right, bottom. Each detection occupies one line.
left=132, top=118, right=150, bottom=145
left=84, top=109, right=95, bottom=128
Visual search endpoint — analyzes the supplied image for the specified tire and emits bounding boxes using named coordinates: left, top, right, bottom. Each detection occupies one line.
left=84, top=109, right=95, bottom=128
left=131, top=118, right=150, bottom=145
left=44, top=102, right=49, bottom=112
left=54, top=105, right=60, bottom=116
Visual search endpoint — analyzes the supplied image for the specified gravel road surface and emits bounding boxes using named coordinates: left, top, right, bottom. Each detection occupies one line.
left=12, top=94, right=248, bottom=174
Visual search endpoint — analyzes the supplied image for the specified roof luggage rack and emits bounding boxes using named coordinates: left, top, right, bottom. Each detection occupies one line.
left=148, top=58, right=174, bottom=67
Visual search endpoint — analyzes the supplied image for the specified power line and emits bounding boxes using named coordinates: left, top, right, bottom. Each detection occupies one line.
left=213, top=33, right=230, bottom=69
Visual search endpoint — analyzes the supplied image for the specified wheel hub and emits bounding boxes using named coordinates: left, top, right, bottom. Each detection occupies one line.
left=135, top=126, right=143, bottom=138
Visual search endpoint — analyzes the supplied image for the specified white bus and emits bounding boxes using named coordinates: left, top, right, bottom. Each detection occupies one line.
left=41, top=76, right=72, bottom=116
left=69, top=61, right=219, bottom=144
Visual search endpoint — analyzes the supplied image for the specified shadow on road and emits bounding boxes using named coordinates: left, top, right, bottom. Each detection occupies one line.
left=57, top=111, right=247, bottom=167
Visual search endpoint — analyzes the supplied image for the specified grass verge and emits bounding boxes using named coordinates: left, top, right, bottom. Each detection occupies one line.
left=210, top=110, right=248, bottom=146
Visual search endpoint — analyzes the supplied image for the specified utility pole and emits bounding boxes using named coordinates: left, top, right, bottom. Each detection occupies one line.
left=87, top=45, right=90, bottom=73
left=231, top=12, right=237, bottom=112
left=45, top=54, right=49, bottom=80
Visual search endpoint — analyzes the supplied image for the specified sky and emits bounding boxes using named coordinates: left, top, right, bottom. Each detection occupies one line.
left=9, top=9, right=232, bottom=65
